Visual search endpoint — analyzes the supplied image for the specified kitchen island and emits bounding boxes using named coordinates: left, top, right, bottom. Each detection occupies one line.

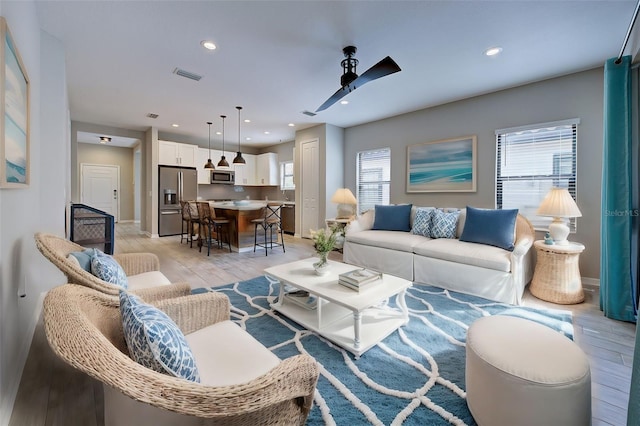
left=208, top=201, right=292, bottom=252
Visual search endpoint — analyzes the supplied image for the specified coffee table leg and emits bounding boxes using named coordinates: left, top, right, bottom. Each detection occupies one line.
left=397, top=289, right=409, bottom=325
left=353, top=311, right=362, bottom=350
left=273, top=277, right=284, bottom=307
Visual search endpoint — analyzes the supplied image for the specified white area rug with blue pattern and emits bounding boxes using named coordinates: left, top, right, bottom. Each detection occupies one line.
left=194, top=276, right=573, bottom=425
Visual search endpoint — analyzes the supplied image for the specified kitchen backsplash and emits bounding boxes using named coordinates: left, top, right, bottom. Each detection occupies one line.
left=198, top=184, right=294, bottom=202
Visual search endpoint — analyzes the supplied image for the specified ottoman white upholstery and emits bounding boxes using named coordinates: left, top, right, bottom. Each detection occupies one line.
left=465, top=316, right=591, bottom=426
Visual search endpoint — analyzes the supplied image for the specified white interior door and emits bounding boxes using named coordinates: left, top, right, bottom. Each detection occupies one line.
left=81, top=163, right=120, bottom=222
left=301, top=139, right=319, bottom=238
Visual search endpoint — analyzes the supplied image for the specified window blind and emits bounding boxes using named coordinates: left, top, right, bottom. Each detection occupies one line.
left=280, top=161, right=294, bottom=190
left=496, top=119, right=579, bottom=231
left=356, top=148, right=391, bottom=214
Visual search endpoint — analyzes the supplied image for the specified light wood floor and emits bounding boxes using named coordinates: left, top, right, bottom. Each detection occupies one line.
left=9, top=223, right=634, bottom=426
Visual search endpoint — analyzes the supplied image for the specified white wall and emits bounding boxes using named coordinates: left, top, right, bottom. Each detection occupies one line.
left=344, top=68, right=604, bottom=280
left=0, top=2, right=70, bottom=424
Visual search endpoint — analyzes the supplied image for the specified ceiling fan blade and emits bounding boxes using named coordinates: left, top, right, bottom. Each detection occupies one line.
left=315, top=56, right=401, bottom=112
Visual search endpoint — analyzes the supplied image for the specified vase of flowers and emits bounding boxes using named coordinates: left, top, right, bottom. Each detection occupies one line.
left=310, top=226, right=338, bottom=276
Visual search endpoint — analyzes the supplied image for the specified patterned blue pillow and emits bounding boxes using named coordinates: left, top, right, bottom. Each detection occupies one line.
left=91, top=249, right=128, bottom=289
left=431, top=209, right=460, bottom=239
left=411, top=208, right=433, bottom=237
left=119, top=290, right=200, bottom=382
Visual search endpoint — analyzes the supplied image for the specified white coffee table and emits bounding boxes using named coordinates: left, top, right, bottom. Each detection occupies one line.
left=265, top=258, right=412, bottom=357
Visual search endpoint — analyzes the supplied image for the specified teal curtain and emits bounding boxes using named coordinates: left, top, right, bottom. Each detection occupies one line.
left=600, top=55, right=636, bottom=322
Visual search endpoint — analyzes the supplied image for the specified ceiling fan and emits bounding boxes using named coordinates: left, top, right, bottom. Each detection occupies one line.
left=315, top=46, right=401, bottom=112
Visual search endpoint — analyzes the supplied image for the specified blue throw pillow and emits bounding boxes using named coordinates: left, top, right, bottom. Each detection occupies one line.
left=69, top=248, right=95, bottom=272
left=90, top=249, right=128, bottom=289
left=372, top=204, right=413, bottom=232
left=119, top=290, right=200, bottom=382
left=411, top=208, right=433, bottom=237
left=430, top=209, right=460, bottom=239
left=460, top=206, right=519, bottom=251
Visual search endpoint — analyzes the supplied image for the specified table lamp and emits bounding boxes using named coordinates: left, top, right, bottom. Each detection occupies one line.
left=536, top=187, right=582, bottom=245
left=331, top=188, right=357, bottom=219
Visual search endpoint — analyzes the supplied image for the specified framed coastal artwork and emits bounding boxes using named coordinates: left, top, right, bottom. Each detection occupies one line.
left=0, top=17, right=29, bottom=188
left=406, top=135, right=476, bottom=193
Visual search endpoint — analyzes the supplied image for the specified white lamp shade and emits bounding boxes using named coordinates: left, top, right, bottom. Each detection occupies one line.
left=536, top=188, right=582, bottom=218
left=331, top=188, right=357, bottom=205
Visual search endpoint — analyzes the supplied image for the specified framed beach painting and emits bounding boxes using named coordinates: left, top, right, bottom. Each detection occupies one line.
left=406, top=135, right=477, bottom=193
left=0, top=17, right=29, bottom=188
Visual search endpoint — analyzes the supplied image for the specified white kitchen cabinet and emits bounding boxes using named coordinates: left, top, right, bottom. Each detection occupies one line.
left=197, top=148, right=227, bottom=184
left=234, top=153, right=256, bottom=185
left=158, top=140, right=198, bottom=167
left=256, top=152, right=279, bottom=186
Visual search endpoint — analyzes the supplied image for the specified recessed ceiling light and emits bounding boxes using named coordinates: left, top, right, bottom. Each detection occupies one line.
left=288, top=123, right=295, bottom=127
left=99, top=136, right=111, bottom=144
left=264, top=131, right=270, bottom=135
left=215, top=131, right=222, bottom=135
left=246, top=137, right=251, bottom=141
left=244, top=119, right=251, bottom=123
left=172, top=124, right=179, bottom=128
left=484, top=47, right=503, bottom=57
left=201, top=40, right=216, bottom=50
left=340, top=100, right=349, bottom=105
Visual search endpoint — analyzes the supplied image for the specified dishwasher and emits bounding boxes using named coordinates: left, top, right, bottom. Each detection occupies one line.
left=281, top=204, right=295, bottom=235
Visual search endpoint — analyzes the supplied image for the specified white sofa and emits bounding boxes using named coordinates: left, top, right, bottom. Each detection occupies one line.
left=343, top=207, right=535, bottom=305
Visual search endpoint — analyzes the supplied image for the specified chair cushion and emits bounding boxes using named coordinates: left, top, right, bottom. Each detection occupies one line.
left=186, top=320, right=280, bottom=387
left=430, top=209, right=460, bottom=239
left=127, top=271, right=171, bottom=290
left=68, top=248, right=95, bottom=272
left=411, top=208, right=434, bottom=237
left=372, top=204, right=413, bottom=232
left=119, top=291, right=200, bottom=382
left=91, top=249, right=128, bottom=289
left=460, top=206, right=518, bottom=251
left=414, top=238, right=512, bottom=272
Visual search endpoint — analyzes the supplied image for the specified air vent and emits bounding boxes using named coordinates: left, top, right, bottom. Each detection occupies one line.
left=173, top=67, right=202, bottom=81
left=146, top=113, right=159, bottom=119
left=302, top=110, right=317, bottom=117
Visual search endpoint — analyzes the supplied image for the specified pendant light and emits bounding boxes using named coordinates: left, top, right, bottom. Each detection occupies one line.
left=233, top=106, right=246, bottom=165
left=217, top=115, right=229, bottom=168
left=204, top=121, right=215, bottom=169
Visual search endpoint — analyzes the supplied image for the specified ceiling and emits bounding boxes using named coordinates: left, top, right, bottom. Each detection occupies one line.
left=36, top=1, right=636, bottom=149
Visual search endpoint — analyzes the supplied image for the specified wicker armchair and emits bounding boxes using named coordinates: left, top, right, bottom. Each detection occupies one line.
left=35, top=232, right=190, bottom=301
left=43, top=284, right=319, bottom=426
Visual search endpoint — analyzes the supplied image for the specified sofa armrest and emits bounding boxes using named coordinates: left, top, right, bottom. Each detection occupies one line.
left=512, top=236, right=533, bottom=258
left=131, top=282, right=192, bottom=303
left=113, top=253, right=160, bottom=275
left=345, top=209, right=374, bottom=235
left=153, top=291, right=230, bottom=335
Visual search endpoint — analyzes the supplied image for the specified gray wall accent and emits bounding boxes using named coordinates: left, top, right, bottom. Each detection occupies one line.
left=344, top=68, right=604, bottom=280
left=77, top=143, right=135, bottom=221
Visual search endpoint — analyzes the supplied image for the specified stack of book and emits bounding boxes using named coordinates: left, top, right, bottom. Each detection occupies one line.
left=283, top=290, right=318, bottom=310
left=338, top=268, right=382, bottom=292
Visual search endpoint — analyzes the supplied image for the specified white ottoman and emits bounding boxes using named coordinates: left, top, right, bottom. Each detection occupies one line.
left=465, top=316, right=591, bottom=426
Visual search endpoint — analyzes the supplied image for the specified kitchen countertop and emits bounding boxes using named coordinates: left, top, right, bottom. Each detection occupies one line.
left=209, top=200, right=294, bottom=211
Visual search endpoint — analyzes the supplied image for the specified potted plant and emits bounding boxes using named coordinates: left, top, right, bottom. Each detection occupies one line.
left=310, top=225, right=338, bottom=275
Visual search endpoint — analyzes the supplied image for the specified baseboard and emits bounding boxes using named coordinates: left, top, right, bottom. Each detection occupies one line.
left=118, top=219, right=134, bottom=224
left=0, top=291, right=46, bottom=426
left=582, top=277, right=600, bottom=287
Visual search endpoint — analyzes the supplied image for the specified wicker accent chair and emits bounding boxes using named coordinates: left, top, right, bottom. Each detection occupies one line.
left=34, top=232, right=190, bottom=301
left=43, top=284, right=319, bottom=426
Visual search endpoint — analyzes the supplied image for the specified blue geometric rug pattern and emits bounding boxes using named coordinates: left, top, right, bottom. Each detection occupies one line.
left=194, top=276, right=573, bottom=426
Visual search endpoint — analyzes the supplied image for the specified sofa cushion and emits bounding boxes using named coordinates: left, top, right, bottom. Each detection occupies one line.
left=411, top=208, right=435, bottom=237
left=372, top=204, right=413, bottom=232
left=431, top=209, right=460, bottom=239
left=127, top=271, right=172, bottom=290
left=119, top=291, right=200, bottom=382
left=460, top=206, right=518, bottom=251
left=91, top=249, right=128, bottom=289
left=186, top=320, right=280, bottom=387
left=347, top=229, right=428, bottom=253
left=413, top=238, right=512, bottom=272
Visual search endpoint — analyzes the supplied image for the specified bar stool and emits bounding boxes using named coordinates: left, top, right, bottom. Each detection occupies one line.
left=196, top=202, right=232, bottom=255
left=252, top=203, right=286, bottom=256
left=180, top=201, right=192, bottom=245
left=211, top=208, right=232, bottom=253
left=187, top=201, right=200, bottom=248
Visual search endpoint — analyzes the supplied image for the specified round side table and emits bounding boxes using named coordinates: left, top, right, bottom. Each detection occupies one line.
left=530, top=240, right=585, bottom=304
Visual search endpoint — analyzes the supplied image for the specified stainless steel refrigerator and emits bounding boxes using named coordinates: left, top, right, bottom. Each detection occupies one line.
left=158, top=165, right=197, bottom=236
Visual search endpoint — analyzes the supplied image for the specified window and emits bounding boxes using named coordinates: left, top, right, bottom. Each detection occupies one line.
left=280, top=161, right=294, bottom=190
left=356, top=148, right=391, bottom=214
left=496, top=119, right=579, bottom=231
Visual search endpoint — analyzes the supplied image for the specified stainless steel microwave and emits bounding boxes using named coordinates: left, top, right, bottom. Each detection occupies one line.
left=211, top=170, right=235, bottom=184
